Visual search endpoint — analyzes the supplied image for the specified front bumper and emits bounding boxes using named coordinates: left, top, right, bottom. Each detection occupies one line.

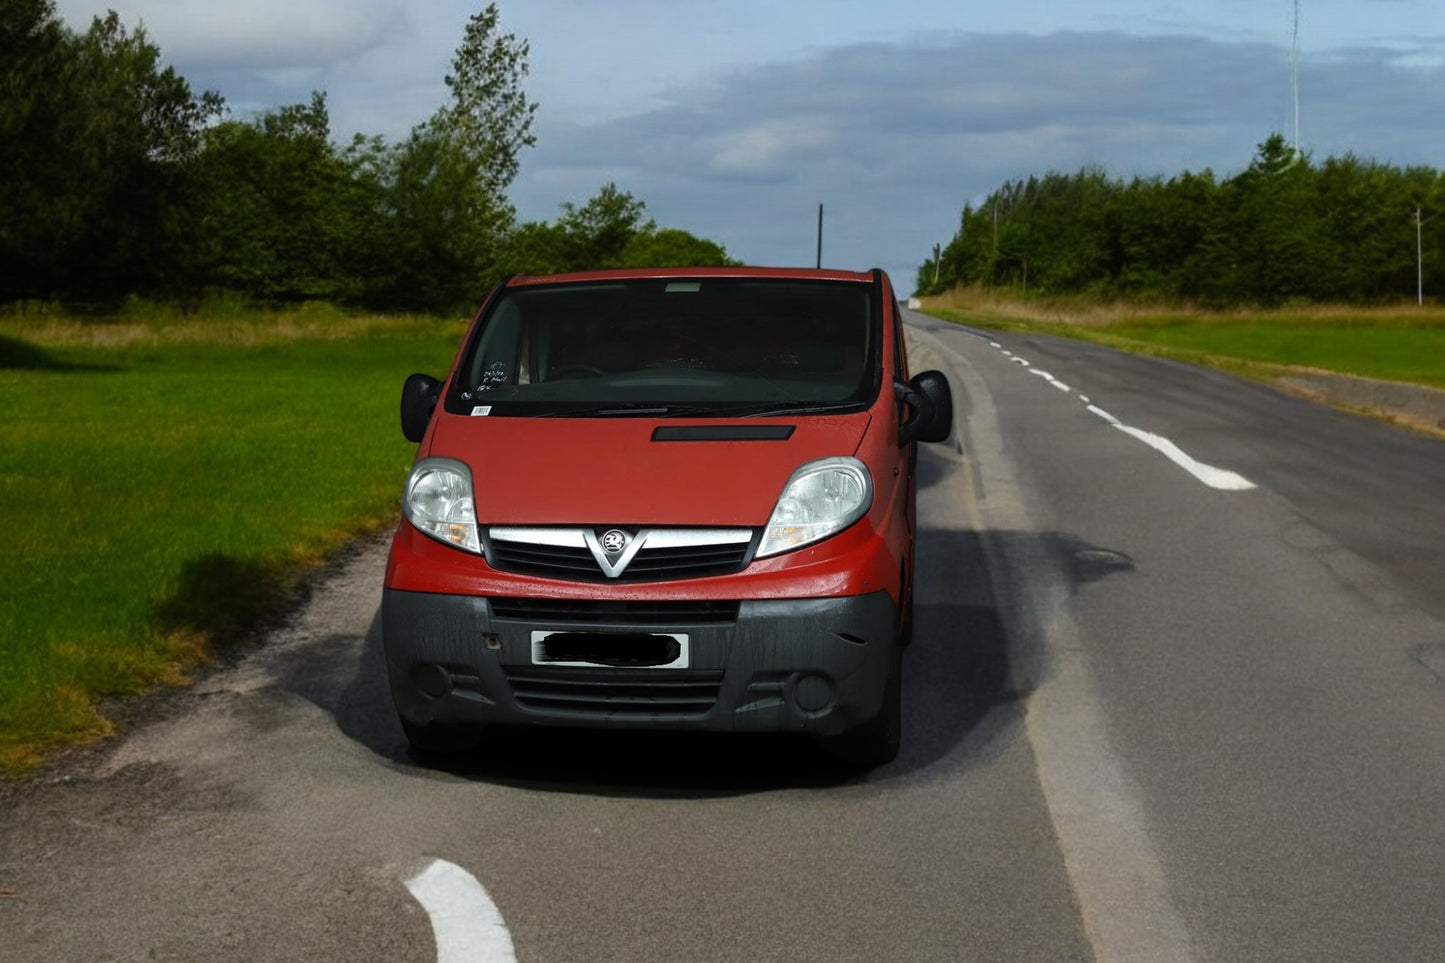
left=383, top=588, right=898, bottom=737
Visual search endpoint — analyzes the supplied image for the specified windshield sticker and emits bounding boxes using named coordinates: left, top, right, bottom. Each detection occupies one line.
left=471, top=406, right=493, bottom=416
left=664, top=281, right=702, bottom=293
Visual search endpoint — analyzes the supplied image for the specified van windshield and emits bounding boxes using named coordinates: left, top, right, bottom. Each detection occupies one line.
left=444, top=277, right=880, bottom=417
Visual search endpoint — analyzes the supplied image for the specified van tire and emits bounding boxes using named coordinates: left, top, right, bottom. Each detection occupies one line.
left=820, top=646, right=902, bottom=767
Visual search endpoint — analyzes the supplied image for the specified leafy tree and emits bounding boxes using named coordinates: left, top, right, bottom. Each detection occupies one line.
left=189, top=93, right=372, bottom=302
left=0, top=0, right=71, bottom=297
left=1312, top=155, right=1401, bottom=301
left=74, top=13, right=223, bottom=296
left=1395, top=166, right=1445, bottom=303
left=1003, top=168, right=1115, bottom=294
left=429, top=3, right=537, bottom=197
left=1185, top=135, right=1324, bottom=304
left=1107, top=171, right=1214, bottom=296
left=369, top=3, right=537, bottom=310
left=495, top=220, right=569, bottom=276
left=0, top=3, right=735, bottom=311
left=620, top=228, right=737, bottom=268
left=499, top=184, right=737, bottom=276
left=556, top=182, right=653, bottom=268
left=0, top=2, right=221, bottom=300
left=920, top=203, right=990, bottom=295
left=367, top=128, right=516, bottom=310
left=921, top=133, right=1445, bottom=305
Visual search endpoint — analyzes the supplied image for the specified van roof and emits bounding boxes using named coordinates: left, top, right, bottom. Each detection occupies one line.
left=506, top=266, right=879, bottom=287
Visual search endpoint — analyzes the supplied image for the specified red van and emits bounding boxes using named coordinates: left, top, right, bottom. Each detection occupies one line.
left=383, top=267, right=951, bottom=766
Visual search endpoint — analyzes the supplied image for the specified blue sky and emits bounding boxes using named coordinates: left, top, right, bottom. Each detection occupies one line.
left=56, top=1, right=1445, bottom=291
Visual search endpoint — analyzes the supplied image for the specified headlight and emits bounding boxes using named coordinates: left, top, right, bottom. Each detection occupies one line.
left=402, top=457, right=481, bottom=554
left=757, top=457, right=873, bottom=558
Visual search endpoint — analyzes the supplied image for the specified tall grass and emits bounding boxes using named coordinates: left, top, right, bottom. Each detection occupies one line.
left=0, top=306, right=468, bottom=772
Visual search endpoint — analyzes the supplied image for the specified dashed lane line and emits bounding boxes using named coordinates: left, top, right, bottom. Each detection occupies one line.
left=1028, top=368, right=1074, bottom=393
left=985, top=337, right=1256, bottom=492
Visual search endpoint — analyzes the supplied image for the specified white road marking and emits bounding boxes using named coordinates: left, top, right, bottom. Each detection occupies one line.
left=1026, top=617, right=1204, bottom=963
left=406, top=859, right=517, bottom=963
left=981, top=336, right=1254, bottom=492
left=1087, top=405, right=1123, bottom=426
left=1029, top=369, right=1072, bottom=393
left=1088, top=406, right=1256, bottom=491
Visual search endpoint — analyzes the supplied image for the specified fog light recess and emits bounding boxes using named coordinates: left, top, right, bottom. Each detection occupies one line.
left=792, top=673, right=835, bottom=714
left=412, top=664, right=454, bottom=700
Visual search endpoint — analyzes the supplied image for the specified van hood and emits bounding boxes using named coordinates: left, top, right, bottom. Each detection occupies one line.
left=425, top=413, right=872, bottom=526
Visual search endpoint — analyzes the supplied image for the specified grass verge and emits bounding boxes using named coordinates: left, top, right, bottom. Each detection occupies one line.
left=918, top=288, right=1445, bottom=391
left=0, top=305, right=467, bottom=774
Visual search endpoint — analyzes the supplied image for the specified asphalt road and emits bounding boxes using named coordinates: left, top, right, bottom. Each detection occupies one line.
left=3, top=314, right=1443, bottom=962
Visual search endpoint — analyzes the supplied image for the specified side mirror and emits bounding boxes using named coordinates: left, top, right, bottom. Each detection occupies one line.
left=896, top=370, right=953, bottom=447
left=401, top=373, right=442, bottom=443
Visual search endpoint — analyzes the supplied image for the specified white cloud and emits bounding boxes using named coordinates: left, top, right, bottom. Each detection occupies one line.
left=510, top=30, right=1445, bottom=287
left=707, top=119, right=835, bottom=176
left=56, top=0, right=409, bottom=70
left=44, top=2, right=1445, bottom=289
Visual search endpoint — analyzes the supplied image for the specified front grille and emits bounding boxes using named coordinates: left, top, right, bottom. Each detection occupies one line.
left=490, top=597, right=741, bottom=625
left=609, top=544, right=749, bottom=581
left=489, top=541, right=598, bottom=579
left=504, top=667, right=723, bottom=716
left=486, top=527, right=753, bottom=583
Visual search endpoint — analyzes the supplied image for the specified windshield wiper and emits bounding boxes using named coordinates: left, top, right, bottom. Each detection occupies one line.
left=535, top=403, right=717, bottom=418
left=530, top=400, right=864, bottom=418
left=731, top=401, right=866, bottom=418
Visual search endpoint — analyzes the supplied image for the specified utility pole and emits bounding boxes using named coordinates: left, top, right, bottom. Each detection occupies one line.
left=990, top=199, right=1000, bottom=288
left=1290, top=0, right=1301, bottom=156
left=816, top=204, right=824, bottom=269
left=1418, top=207, right=1424, bottom=306
left=1415, top=207, right=1440, bottom=306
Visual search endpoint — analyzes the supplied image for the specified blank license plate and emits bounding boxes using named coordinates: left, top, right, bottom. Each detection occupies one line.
left=530, top=631, right=690, bottom=669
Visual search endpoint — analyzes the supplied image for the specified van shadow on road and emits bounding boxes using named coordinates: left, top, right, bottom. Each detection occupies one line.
left=267, top=525, right=1133, bottom=800
left=308, top=590, right=1012, bottom=798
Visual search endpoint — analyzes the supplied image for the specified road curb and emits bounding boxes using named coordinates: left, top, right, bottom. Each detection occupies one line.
left=1275, top=372, right=1445, bottom=437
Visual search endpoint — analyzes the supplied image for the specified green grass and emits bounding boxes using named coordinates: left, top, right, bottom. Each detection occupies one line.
left=1095, top=320, right=1445, bottom=389
left=0, top=307, right=468, bottom=772
left=920, top=290, right=1445, bottom=390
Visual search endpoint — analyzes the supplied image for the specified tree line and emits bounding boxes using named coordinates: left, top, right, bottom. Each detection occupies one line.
left=917, top=134, right=1445, bottom=306
left=1, top=1, right=734, bottom=313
